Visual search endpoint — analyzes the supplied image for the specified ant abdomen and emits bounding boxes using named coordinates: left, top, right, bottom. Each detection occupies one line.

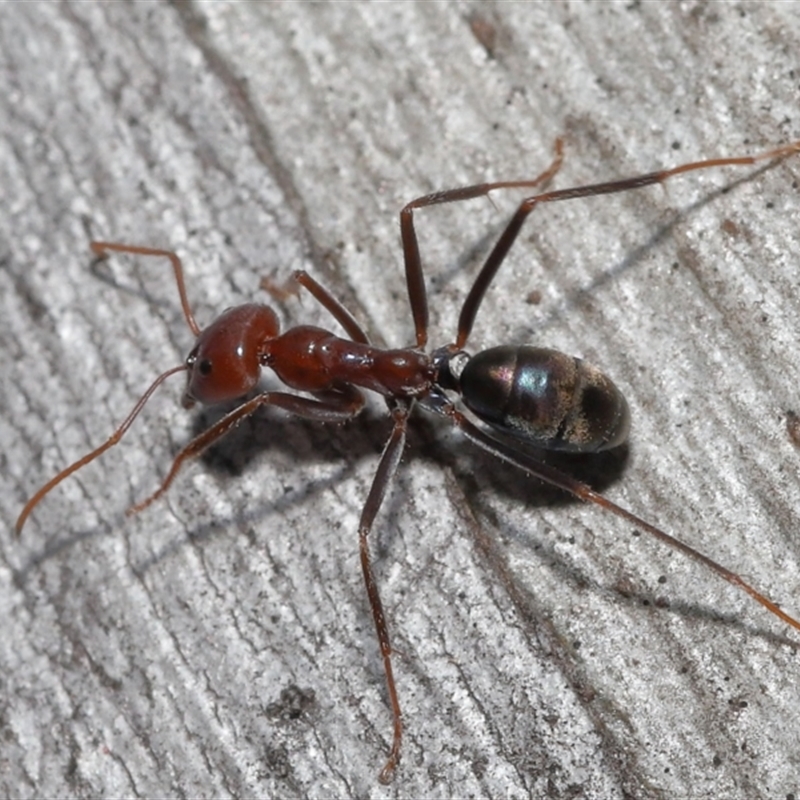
left=458, top=345, right=630, bottom=452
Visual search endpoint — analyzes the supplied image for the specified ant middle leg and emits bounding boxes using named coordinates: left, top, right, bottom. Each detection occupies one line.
left=399, top=139, right=565, bottom=348
left=356, top=399, right=412, bottom=784
left=454, top=139, right=800, bottom=348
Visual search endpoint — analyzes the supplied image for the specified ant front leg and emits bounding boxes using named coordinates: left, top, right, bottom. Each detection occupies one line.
left=291, top=270, right=370, bottom=344
left=128, top=386, right=364, bottom=515
left=399, top=139, right=565, bottom=348
left=261, top=270, right=370, bottom=344
left=90, top=242, right=201, bottom=337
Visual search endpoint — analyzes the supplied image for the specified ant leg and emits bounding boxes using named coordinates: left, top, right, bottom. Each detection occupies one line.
left=90, top=242, right=201, bottom=336
left=400, top=139, right=565, bottom=348
left=15, top=364, right=187, bottom=535
left=291, top=270, right=370, bottom=344
left=357, top=400, right=412, bottom=784
left=455, top=139, right=800, bottom=348
left=446, top=405, right=800, bottom=634
left=128, top=386, right=364, bottom=516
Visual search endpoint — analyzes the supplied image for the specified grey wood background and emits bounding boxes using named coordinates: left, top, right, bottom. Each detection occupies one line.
left=2, top=2, right=800, bottom=798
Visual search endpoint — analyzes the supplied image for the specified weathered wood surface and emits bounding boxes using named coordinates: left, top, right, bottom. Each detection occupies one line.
left=2, top=3, right=800, bottom=798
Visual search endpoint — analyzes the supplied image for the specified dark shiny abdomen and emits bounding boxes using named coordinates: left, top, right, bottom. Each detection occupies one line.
left=459, top=345, right=629, bottom=452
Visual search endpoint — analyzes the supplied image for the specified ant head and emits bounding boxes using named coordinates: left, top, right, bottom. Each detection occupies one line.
left=182, top=303, right=280, bottom=408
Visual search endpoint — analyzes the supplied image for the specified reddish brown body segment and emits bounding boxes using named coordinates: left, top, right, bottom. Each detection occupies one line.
left=265, top=326, right=435, bottom=397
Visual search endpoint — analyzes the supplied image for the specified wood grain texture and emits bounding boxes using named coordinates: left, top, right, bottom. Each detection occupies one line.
left=2, top=2, right=800, bottom=798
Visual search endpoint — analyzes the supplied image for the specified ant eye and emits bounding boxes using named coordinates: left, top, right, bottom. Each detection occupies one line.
left=198, top=359, right=212, bottom=376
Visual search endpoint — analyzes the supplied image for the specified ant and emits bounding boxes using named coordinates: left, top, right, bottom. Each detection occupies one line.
left=15, top=137, right=800, bottom=784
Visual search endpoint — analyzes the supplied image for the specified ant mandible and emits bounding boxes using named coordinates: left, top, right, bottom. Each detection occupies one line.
left=16, top=137, right=800, bottom=784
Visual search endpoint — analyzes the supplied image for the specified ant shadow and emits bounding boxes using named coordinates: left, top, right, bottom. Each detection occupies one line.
left=15, top=359, right=796, bottom=649
left=14, top=390, right=627, bottom=567
left=180, top=395, right=623, bottom=559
